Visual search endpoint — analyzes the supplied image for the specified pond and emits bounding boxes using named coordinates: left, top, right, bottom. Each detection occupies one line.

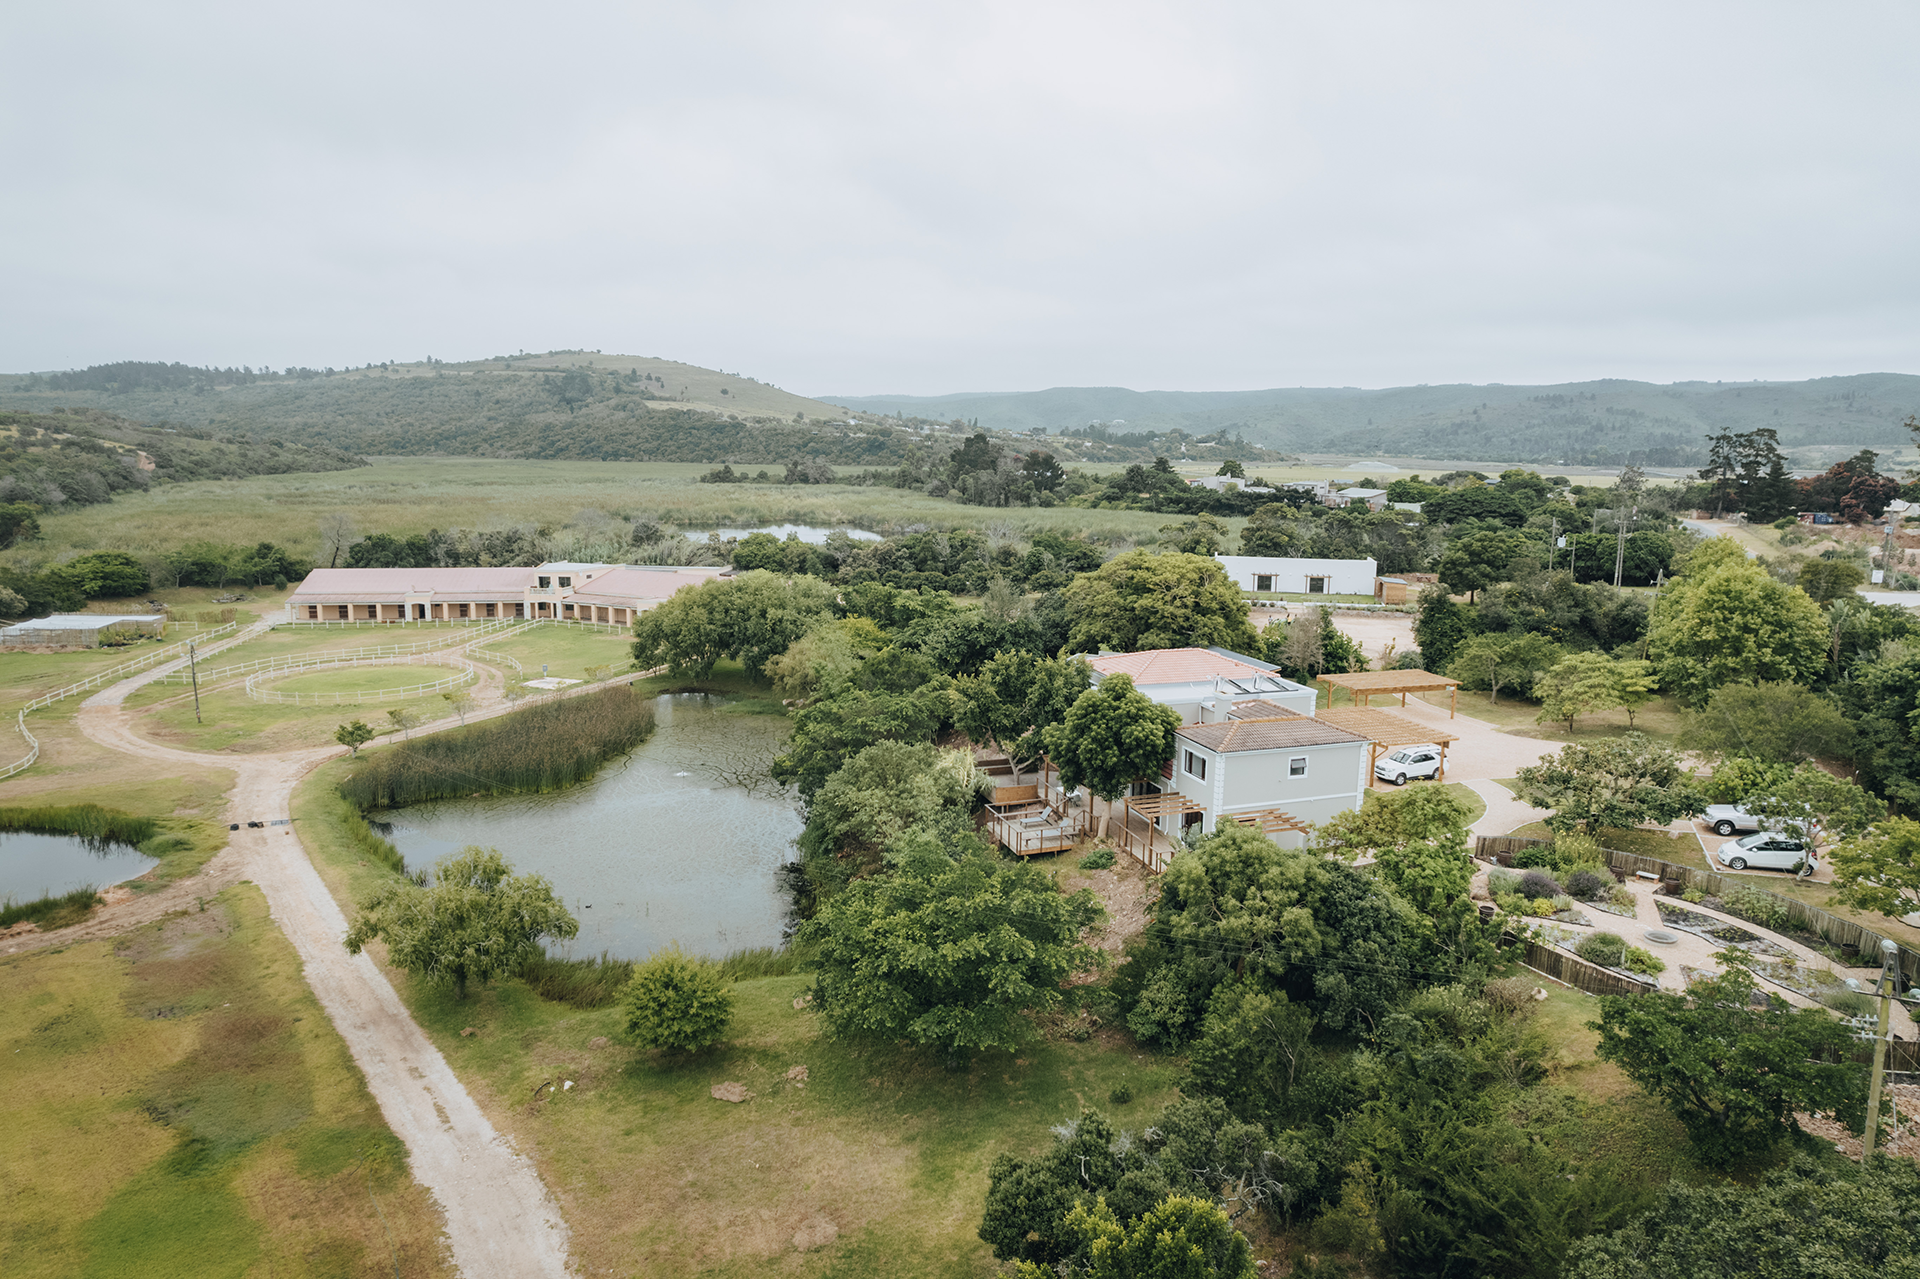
left=682, top=524, right=882, bottom=545
left=378, top=694, right=801, bottom=961
left=0, top=831, right=157, bottom=901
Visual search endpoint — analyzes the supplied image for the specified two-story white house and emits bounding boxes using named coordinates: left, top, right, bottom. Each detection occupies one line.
left=1167, top=705, right=1372, bottom=845
left=1214, top=555, right=1377, bottom=597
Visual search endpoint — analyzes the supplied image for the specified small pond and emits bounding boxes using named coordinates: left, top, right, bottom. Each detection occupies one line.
left=682, top=524, right=882, bottom=545
left=0, top=831, right=158, bottom=901
left=379, top=694, right=800, bottom=961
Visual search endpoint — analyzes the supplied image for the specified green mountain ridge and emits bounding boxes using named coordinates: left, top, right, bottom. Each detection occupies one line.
left=830, top=373, right=1920, bottom=468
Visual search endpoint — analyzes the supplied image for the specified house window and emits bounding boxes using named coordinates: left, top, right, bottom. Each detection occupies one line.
left=458, top=603, right=470, bottom=618
left=514, top=603, right=525, bottom=618
left=365, top=605, right=378, bottom=619
left=1307, top=577, right=1326, bottom=594
left=1288, top=756, right=1308, bottom=778
left=307, top=605, right=318, bottom=619
left=337, top=605, right=349, bottom=619
left=563, top=603, right=575, bottom=614
left=1184, top=750, right=1207, bottom=781
left=558, top=576, right=572, bottom=587
left=538, top=576, right=551, bottom=588
left=1255, top=575, right=1273, bottom=592
left=485, top=603, right=496, bottom=618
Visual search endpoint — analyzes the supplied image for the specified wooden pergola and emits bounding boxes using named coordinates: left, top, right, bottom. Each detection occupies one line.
left=1317, top=669, right=1461, bottom=717
left=1314, top=707, right=1459, bottom=785
left=1118, top=793, right=1204, bottom=872
left=1225, top=809, right=1314, bottom=840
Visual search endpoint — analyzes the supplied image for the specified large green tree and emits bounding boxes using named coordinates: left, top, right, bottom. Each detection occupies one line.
left=799, top=846, right=1099, bottom=1054
left=1435, top=529, right=1533, bottom=601
left=1413, top=587, right=1475, bottom=670
left=771, top=684, right=953, bottom=799
left=1645, top=540, right=1827, bottom=708
left=1445, top=631, right=1561, bottom=704
left=1564, top=1155, right=1920, bottom=1279
left=45, top=550, right=150, bottom=598
left=344, top=847, right=578, bottom=999
left=1675, top=682, right=1853, bottom=766
left=1742, top=764, right=1885, bottom=846
left=1041, top=674, right=1182, bottom=801
left=1532, top=650, right=1627, bottom=731
left=1513, top=734, right=1703, bottom=834
left=797, top=740, right=986, bottom=868
left=1830, top=816, right=1920, bottom=922
left=621, top=945, right=733, bottom=1054
left=954, top=651, right=1093, bottom=780
left=1590, top=968, right=1864, bottom=1166
left=1833, top=638, right=1920, bottom=809
left=631, top=569, right=835, bottom=678
left=1062, top=550, right=1259, bottom=654
left=1010, top=1195, right=1257, bottom=1279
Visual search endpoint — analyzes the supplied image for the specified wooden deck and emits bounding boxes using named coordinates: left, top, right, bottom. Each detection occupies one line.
left=985, top=801, right=1086, bottom=857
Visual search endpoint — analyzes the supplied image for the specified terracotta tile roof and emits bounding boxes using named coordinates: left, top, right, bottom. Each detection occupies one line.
left=1177, top=716, right=1369, bottom=753
left=291, top=567, right=536, bottom=598
left=1087, top=647, right=1266, bottom=685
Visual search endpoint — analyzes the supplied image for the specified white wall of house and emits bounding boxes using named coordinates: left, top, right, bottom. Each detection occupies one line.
left=1215, top=556, right=1377, bottom=596
left=1170, top=739, right=1370, bottom=842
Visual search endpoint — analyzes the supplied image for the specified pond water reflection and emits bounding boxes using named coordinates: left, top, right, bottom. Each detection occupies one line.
left=0, top=831, right=157, bottom=901
left=379, top=695, right=800, bottom=961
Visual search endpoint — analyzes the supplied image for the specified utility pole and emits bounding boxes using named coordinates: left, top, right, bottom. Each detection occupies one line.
left=1613, top=507, right=1635, bottom=589
left=1549, top=516, right=1559, bottom=573
left=188, top=640, right=202, bottom=724
left=1863, top=938, right=1901, bottom=1157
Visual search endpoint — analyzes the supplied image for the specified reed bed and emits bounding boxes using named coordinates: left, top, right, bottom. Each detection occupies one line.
left=519, top=945, right=805, bottom=1008
left=324, top=791, right=410, bottom=878
left=1, top=885, right=104, bottom=930
left=0, top=804, right=159, bottom=847
left=339, top=685, right=657, bottom=810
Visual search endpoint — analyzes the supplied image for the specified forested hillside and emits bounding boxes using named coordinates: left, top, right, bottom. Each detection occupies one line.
left=0, top=408, right=364, bottom=512
left=835, top=373, right=1920, bottom=468
left=0, top=353, right=1288, bottom=467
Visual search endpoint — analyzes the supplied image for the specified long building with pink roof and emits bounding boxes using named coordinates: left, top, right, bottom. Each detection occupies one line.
left=286, top=562, right=731, bottom=624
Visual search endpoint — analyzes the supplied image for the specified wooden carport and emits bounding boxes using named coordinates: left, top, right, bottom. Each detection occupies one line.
left=1117, top=793, right=1203, bottom=873
left=1317, top=669, right=1461, bottom=717
left=1314, top=707, right=1459, bottom=786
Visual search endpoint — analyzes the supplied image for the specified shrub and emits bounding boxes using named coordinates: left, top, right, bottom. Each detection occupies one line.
left=1078, top=847, right=1116, bottom=870
left=1514, top=844, right=1559, bottom=871
left=1108, top=1084, right=1133, bottom=1105
left=1564, top=869, right=1607, bottom=900
left=1721, top=884, right=1790, bottom=932
left=1607, top=885, right=1637, bottom=911
left=1622, top=945, right=1666, bottom=976
left=1528, top=898, right=1558, bottom=918
left=622, top=945, right=734, bottom=1054
left=1487, top=868, right=1522, bottom=896
left=1550, top=894, right=1576, bottom=913
left=1681, top=887, right=1707, bottom=904
left=1495, top=892, right=1528, bottom=916
left=1576, top=932, right=1628, bottom=967
left=1552, top=832, right=1603, bottom=866
left=1482, top=977, right=1539, bottom=1017
left=1518, top=870, right=1564, bottom=900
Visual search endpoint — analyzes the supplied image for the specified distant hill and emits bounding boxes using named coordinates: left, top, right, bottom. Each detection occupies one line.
left=830, top=373, right=1920, bottom=468
left=0, top=352, right=1287, bottom=467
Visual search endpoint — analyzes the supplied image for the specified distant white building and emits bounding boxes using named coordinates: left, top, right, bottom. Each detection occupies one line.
left=1215, top=555, right=1378, bottom=597
left=0, top=613, right=168, bottom=648
left=1337, top=487, right=1389, bottom=511
left=1187, top=475, right=1275, bottom=495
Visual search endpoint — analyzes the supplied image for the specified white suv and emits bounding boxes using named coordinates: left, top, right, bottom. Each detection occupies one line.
left=1375, top=745, right=1444, bottom=785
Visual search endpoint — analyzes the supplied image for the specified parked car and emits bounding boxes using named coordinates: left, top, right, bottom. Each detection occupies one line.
left=1701, top=804, right=1764, bottom=837
left=1375, top=744, right=1443, bottom=785
left=1714, top=832, right=1816, bottom=873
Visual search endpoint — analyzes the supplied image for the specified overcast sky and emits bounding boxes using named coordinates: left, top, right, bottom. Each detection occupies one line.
left=5, top=1, right=1916, bottom=395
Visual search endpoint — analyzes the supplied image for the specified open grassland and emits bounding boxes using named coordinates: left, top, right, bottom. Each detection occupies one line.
left=0, top=708, right=235, bottom=816
left=1412, top=688, right=1688, bottom=743
left=21, top=458, right=1224, bottom=565
left=135, top=682, right=459, bottom=755
left=474, top=624, right=636, bottom=683
left=267, top=663, right=470, bottom=698
left=0, top=885, right=451, bottom=1278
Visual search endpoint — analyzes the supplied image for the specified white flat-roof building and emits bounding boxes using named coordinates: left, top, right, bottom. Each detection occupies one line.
left=1214, top=555, right=1377, bottom=597
left=286, top=563, right=732, bottom=625
left=1083, top=646, right=1317, bottom=722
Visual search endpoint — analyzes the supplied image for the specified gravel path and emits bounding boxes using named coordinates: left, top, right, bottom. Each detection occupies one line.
left=8, top=643, right=576, bottom=1279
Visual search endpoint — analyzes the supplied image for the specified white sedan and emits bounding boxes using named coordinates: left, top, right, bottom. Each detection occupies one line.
left=1714, top=832, right=1816, bottom=873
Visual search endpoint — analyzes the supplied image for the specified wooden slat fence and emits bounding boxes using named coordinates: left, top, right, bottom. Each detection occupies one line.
left=1520, top=940, right=1660, bottom=998
left=1474, top=835, right=1920, bottom=990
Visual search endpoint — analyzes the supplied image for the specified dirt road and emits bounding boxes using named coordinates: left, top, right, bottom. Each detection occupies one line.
left=19, top=649, right=577, bottom=1279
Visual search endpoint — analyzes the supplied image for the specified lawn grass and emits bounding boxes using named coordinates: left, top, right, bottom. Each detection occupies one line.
left=1413, top=689, right=1687, bottom=744
left=0, top=883, right=451, bottom=1277
left=135, top=683, right=454, bottom=754
left=476, top=625, right=637, bottom=684
left=268, top=663, right=469, bottom=696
